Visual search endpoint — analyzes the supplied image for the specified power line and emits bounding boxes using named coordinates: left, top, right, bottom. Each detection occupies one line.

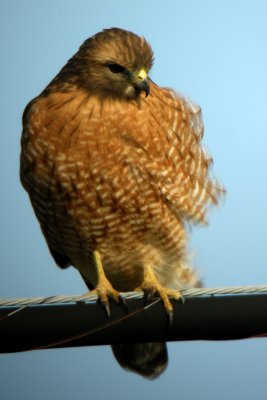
left=1, top=285, right=267, bottom=353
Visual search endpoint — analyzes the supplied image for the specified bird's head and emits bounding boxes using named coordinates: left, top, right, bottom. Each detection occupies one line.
left=63, top=28, right=154, bottom=100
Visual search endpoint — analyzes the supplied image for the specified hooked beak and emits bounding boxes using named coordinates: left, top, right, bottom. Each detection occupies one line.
left=136, top=69, right=150, bottom=97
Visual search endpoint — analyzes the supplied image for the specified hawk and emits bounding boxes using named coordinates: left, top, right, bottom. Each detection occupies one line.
left=20, top=28, right=224, bottom=378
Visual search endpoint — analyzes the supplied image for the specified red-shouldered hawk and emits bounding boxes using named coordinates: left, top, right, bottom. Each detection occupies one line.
left=20, top=28, right=224, bottom=379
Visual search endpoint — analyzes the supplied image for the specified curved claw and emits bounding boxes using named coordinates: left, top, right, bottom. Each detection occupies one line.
left=118, top=294, right=128, bottom=313
left=135, top=264, right=184, bottom=325
left=90, top=250, right=127, bottom=317
left=88, top=287, right=128, bottom=317
left=143, top=288, right=156, bottom=305
left=102, top=298, right=111, bottom=317
left=167, top=309, right=174, bottom=327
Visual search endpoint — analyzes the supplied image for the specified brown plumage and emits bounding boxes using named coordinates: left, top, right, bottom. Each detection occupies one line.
left=20, top=27, right=224, bottom=379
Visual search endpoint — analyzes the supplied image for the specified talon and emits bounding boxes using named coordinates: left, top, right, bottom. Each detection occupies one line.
left=135, top=264, right=184, bottom=324
left=89, top=250, right=125, bottom=316
left=89, top=288, right=111, bottom=317
left=167, top=309, right=173, bottom=327
left=143, top=290, right=149, bottom=305
left=179, top=295, right=185, bottom=305
left=118, top=294, right=128, bottom=313
left=103, top=298, right=111, bottom=317
left=143, top=288, right=155, bottom=305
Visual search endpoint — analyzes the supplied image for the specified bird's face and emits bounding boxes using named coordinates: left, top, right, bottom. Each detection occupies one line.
left=97, top=61, right=150, bottom=99
left=67, top=28, right=154, bottom=100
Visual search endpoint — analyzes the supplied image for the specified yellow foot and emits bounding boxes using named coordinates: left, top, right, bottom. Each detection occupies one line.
left=89, top=250, right=127, bottom=317
left=135, top=265, right=184, bottom=324
left=90, top=282, right=122, bottom=317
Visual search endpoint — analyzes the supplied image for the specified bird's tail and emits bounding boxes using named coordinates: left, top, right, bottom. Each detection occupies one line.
left=80, top=272, right=167, bottom=379
left=111, top=342, right=168, bottom=380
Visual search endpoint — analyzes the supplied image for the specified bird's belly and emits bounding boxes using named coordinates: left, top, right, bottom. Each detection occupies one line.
left=24, top=145, right=187, bottom=292
left=69, top=204, right=186, bottom=292
left=71, top=220, right=167, bottom=291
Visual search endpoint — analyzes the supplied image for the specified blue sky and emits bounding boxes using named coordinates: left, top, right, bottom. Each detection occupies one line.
left=1, top=0, right=267, bottom=398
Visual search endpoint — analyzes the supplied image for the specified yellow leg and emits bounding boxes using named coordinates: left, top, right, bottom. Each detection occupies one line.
left=135, top=264, right=183, bottom=323
left=89, top=250, right=124, bottom=316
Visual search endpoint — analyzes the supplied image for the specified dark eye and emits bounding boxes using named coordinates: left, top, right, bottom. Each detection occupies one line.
left=107, top=63, right=125, bottom=74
